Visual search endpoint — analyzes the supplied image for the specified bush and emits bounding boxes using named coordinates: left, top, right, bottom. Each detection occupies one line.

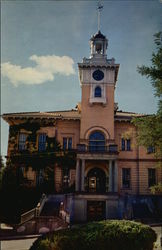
left=30, top=220, right=157, bottom=250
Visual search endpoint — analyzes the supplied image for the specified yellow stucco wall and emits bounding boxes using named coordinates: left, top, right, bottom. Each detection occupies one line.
left=7, top=115, right=161, bottom=196
left=80, top=85, right=115, bottom=140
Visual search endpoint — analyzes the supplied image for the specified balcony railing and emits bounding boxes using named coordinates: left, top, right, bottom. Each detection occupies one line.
left=77, top=144, right=118, bottom=154
left=9, top=144, right=118, bottom=156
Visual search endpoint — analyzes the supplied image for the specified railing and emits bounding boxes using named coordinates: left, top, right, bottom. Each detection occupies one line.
left=59, top=210, right=70, bottom=224
left=9, top=150, right=76, bottom=158
left=20, top=194, right=47, bottom=224
left=10, top=150, right=65, bottom=156
left=10, top=144, right=118, bottom=156
left=35, top=193, right=47, bottom=217
left=77, top=144, right=118, bottom=154
left=20, top=208, right=36, bottom=224
left=59, top=201, right=71, bottom=225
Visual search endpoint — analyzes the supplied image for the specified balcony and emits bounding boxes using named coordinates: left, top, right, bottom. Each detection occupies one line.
left=77, top=144, right=118, bottom=154
left=8, top=149, right=76, bottom=168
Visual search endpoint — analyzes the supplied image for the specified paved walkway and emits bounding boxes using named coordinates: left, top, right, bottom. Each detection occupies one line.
left=152, top=226, right=162, bottom=250
left=0, top=238, right=37, bottom=250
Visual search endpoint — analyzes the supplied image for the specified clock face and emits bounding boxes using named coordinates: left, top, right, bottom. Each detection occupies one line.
left=92, top=69, right=104, bottom=81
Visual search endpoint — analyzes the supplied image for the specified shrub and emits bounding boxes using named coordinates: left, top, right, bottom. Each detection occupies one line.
left=30, top=220, right=157, bottom=250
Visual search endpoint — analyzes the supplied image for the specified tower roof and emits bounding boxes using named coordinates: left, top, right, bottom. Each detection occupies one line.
left=91, top=30, right=106, bottom=40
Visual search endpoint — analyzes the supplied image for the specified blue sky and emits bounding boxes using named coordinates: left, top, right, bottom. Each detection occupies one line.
left=1, top=0, right=162, bottom=158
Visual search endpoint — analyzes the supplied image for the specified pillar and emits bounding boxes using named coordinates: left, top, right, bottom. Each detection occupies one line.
left=81, top=159, right=85, bottom=191
left=109, top=160, right=112, bottom=192
left=75, top=159, right=80, bottom=191
left=112, top=160, right=115, bottom=192
left=114, top=161, right=118, bottom=192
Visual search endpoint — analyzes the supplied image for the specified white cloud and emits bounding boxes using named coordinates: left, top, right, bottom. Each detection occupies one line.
left=1, top=55, right=75, bottom=86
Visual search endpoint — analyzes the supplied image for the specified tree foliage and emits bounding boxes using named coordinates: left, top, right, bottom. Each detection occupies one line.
left=133, top=32, right=162, bottom=193
left=137, top=32, right=162, bottom=100
left=133, top=115, right=162, bottom=159
left=133, top=32, right=162, bottom=158
left=0, top=156, right=5, bottom=169
left=0, top=159, right=43, bottom=223
left=0, top=156, right=6, bottom=190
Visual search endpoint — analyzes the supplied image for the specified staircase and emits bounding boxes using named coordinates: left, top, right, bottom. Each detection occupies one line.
left=14, top=194, right=68, bottom=235
left=40, top=200, right=60, bottom=216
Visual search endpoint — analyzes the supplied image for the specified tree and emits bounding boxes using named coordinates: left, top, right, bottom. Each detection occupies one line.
left=0, top=159, right=42, bottom=223
left=0, top=156, right=5, bottom=169
left=0, top=156, right=6, bottom=190
left=132, top=32, right=162, bottom=193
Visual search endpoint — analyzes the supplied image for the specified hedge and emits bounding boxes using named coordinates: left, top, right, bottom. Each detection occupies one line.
left=30, top=220, right=157, bottom=250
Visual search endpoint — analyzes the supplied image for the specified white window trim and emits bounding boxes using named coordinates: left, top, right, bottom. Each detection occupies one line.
left=89, top=83, right=106, bottom=104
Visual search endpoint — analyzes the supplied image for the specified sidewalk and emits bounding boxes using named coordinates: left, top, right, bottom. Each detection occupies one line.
left=152, top=226, right=162, bottom=250
left=1, top=237, right=38, bottom=250
left=0, top=234, right=40, bottom=241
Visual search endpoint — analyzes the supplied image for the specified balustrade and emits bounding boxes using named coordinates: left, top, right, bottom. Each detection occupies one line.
left=77, top=143, right=118, bottom=153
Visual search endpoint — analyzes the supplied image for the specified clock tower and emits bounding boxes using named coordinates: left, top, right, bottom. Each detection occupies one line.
left=78, top=30, right=119, bottom=143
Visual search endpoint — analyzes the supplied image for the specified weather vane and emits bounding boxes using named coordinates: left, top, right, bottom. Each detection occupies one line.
left=97, top=0, right=103, bottom=31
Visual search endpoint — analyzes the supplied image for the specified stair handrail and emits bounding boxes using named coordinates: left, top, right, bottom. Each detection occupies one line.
left=35, top=193, right=47, bottom=217
left=20, top=193, right=47, bottom=224
left=20, top=207, right=36, bottom=224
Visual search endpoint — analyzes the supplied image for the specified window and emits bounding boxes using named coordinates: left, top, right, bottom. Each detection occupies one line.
left=38, top=133, right=46, bottom=151
left=63, top=137, right=72, bottom=150
left=95, top=43, right=102, bottom=54
left=147, top=146, right=155, bottom=154
left=127, top=139, right=131, bottom=151
left=94, top=86, right=102, bottom=97
left=148, top=169, right=156, bottom=187
left=121, top=138, right=125, bottom=151
left=122, top=168, right=131, bottom=188
left=36, top=169, right=44, bottom=186
left=89, top=131, right=105, bottom=152
left=63, top=175, right=69, bottom=188
left=121, top=138, right=131, bottom=151
left=19, top=133, right=27, bottom=151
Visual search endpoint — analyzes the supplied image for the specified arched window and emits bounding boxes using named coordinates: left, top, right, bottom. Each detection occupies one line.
left=95, top=43, right=102, bottom=54
left=89, top=131, right=105, bottom=152
left=94, top=86, right=102, bottom=97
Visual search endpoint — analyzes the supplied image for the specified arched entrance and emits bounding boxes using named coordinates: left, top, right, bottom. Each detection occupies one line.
left=87, top=167, right=106, bottom=193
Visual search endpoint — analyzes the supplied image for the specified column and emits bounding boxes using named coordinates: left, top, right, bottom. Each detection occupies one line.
left=112, top=160, right=115, bottom=192
left=114, top=161, right=118, bottom=192
left=75, top=159, right=80, bottom=191
left=81, top=159, right=85, bottom=192
left=109, top=160, right=112, bottom=192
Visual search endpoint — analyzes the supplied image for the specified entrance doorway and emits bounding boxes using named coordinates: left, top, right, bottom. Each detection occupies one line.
left=87, top=200, right=106, bottom=221
left=87, top=168, right=106, bottom=193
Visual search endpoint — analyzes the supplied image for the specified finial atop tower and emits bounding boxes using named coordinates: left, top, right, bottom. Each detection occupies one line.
left=97, top=0, right=103, bottom=31
left=89, top=1, right=107, bottom=59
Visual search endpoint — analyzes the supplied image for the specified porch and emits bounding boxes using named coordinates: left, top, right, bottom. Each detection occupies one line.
left=75, top=154, right=118, bottom=194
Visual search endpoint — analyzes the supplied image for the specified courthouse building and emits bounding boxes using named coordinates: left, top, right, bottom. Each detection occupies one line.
left=3, top=30, right=162, bottom=222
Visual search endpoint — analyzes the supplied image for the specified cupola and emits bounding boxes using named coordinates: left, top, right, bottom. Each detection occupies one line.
left=90, top=30, right=108, bottom=58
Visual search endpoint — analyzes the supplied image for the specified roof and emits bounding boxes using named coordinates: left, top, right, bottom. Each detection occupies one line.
left=115, top=111, right=144, bottom=121
left=2, top=109, right=146, bottom=125
left=91, top=30, right=106, bottom=40
left=2, top=110, right=81, bottom=124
